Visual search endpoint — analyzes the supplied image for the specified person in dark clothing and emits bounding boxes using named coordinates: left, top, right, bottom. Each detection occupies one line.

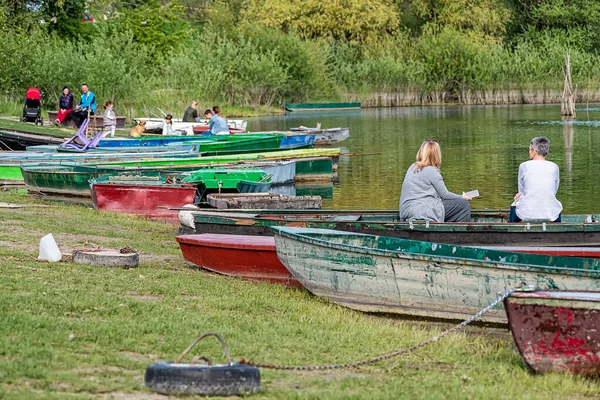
left=182, top=100, right=200, bottom=122
left=54, top=86, right=74, bottom=125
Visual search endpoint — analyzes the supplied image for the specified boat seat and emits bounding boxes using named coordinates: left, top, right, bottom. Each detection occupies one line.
left=331, top=215, right=361, bottom=222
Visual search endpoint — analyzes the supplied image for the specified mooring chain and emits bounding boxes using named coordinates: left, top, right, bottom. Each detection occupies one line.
left=239, top=288, right=517, bottom=371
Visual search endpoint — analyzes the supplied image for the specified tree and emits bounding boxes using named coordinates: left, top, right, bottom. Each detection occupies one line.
left=401, top=0, right=511, bottom=39
left=41, top=0, right=87, bottom=38
left=114, top=0, right=192, bottom=51
left=242, top=0, right=399, bottom=42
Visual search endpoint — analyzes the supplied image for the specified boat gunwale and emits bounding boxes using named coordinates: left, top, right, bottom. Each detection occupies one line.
left=271, top=227, right=600, bottom=277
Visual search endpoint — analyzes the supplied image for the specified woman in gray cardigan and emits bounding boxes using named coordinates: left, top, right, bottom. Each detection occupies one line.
left=399, top=140, right=471, bottom=222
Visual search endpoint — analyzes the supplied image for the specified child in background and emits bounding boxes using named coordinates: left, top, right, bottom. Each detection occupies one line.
left=163, top=114, right=174, bottom=135
left=102, top=100, right=116, bottom=138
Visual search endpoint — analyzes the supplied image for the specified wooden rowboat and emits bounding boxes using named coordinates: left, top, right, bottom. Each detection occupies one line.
left=91, top=175, right=196, bottom=221
left=505, top=289, right=600, bottom=375
left=189, top=209, right=600, bottom=247
left=206, top=193, right=321, bottom=210
left=271, top=227, right=600, bottom=324
left=176, top=234, right=301, bottom=287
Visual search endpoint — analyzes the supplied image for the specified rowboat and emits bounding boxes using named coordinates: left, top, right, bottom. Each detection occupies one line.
left=85, top=148, right=338, bottom=183
left=176, top=234, right=300, bottom=287
left=135, top=118, right=248, bottom=133
left=76, top=159, right=297, bottom=186
left=23, top=165, right=271, bottom=199
left=91, top=175, right=196, bottom=221
left=505, top=289, right=600, bottom=375
left=188, top=209, right=600, bottom=247
left=95, top=133, right=313, bottom=152
left=24, top=143, right=201, bottom=154
left=0, top=149, right=196, bottom=183
left=284, top=102, right=361, bottom=112
left=7, top=147, right=338, bottom=184
left=206, top=193, right=321, bottom=210
left=0, top=130, right=65, bottom=151
left=272, top=227, right=600, bottom=324
left=286, top=127, right=350, bottom=144
left=181, top=169, right=272, bottom=199
left=210, top=128, right=350, bottom=145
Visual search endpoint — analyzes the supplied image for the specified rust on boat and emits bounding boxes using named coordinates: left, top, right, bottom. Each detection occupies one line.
left=505, top=290, right=600, bottom=375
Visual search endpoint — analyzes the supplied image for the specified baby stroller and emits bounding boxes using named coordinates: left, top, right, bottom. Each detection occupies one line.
left=20, top=87, right=43, bottom=125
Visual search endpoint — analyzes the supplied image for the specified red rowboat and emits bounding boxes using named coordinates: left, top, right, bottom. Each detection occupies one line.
left=505, top=290, right=600, bottom=375
left=92, top=179, right=197, bottom=222
left=192, top=126, right=246, bottom=134
left=176, top=234, right=301, bottom=287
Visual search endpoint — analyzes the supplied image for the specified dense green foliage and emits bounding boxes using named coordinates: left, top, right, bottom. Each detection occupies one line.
left=1, top=0, right=600, bottom=117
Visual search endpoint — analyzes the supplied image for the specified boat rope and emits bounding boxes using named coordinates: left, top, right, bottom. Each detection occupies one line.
left=238, top=288, right=517, bottom=371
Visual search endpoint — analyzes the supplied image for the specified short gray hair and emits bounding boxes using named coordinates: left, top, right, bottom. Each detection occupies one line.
left=531, top=136, right=550, bottom=157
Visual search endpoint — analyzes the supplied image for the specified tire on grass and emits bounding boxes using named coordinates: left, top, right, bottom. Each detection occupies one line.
left=145, top=362, right=260, bottom=396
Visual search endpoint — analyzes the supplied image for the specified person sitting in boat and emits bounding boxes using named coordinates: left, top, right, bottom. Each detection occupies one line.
left=182, top=100, right=201, bottom=122
left=510, top=136, right=562, bottom=222
left=70, top=84, right=96, bottom=128
left=207, top=105, right=230, bottom=135
left=399, top=139, right=472, bottom=222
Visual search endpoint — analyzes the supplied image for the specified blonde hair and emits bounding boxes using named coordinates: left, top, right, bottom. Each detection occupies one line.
left=414, top=140, right=441, bottom=172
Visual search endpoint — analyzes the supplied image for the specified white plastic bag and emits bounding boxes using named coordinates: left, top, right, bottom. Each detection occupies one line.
left=178, top=204, right=200, bottom=230
left=39, top=233, right=62, bottom=262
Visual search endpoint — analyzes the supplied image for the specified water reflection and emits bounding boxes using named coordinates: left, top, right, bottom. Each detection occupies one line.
left=249, top=104, right=600, bottom=212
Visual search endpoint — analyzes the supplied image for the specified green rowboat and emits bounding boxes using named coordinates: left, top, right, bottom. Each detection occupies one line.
left=272, top=227, right=600, bottom=324
left=284, top=102, right=361, bottom=112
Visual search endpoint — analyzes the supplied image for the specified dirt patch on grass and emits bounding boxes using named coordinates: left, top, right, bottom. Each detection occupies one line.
left=126, top=294, right=164, bottom=302
left=96, top=392, right=179, bottom=400
left=119, top=351, right=159, bottom=363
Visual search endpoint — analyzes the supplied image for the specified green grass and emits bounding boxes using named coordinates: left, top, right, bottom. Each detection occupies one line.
left=0, top=190, right=599, bottom=399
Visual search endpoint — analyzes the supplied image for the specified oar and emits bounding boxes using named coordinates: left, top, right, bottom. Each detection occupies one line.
left=259, top=174, right=273, bottom=183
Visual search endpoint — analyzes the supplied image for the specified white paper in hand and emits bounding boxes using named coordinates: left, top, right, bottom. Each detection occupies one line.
left=464, top=190, right=479, bottom=199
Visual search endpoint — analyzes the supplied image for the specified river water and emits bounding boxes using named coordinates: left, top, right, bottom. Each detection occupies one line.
left=248, top=104, right=600, bottom=213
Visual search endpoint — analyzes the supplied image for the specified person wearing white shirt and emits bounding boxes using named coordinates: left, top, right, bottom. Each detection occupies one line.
left=510, top=136, right=562, bottom=222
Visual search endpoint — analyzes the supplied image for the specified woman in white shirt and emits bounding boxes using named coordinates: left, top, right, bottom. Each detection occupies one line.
left=510, top=136, right=562, bottom=222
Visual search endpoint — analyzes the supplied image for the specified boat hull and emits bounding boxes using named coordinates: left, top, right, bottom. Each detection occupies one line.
left=176, top=234, right=301, bottom=287
left=284, top=102, right=361, bottom=112
left=92, top=181, right=197, bottom=221
left=505, top=291, right=600, bottom=375
left=272, top=227, right=600, bottom=324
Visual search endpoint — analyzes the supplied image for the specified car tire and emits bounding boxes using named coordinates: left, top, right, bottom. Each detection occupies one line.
left=145, top=362, right=260, bottom=396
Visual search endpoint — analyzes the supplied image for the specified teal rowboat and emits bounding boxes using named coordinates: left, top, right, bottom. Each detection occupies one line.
left=284, top=103, right=361, bottom=112
left=272, top=227, right=600, bottom=324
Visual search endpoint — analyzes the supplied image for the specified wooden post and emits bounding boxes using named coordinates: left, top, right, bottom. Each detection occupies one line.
left=561, top=54, right=576, bottom=119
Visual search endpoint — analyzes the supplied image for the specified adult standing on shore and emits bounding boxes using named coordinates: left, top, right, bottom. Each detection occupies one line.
left=182, top=100, right=200, bottom=122
left=70, top=84, right=96, bottom=128
left=53, top=86, right=74, bottom=126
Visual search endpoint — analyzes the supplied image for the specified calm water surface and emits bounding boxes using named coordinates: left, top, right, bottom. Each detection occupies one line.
left=248, top=104, right=600, bottom=213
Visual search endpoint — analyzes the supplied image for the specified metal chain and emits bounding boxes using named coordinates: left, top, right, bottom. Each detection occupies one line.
left=239, top=288, right=517, bottom=371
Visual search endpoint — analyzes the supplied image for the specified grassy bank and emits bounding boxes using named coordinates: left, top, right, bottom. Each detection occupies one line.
left=0, top=189, right=599, bottom=399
